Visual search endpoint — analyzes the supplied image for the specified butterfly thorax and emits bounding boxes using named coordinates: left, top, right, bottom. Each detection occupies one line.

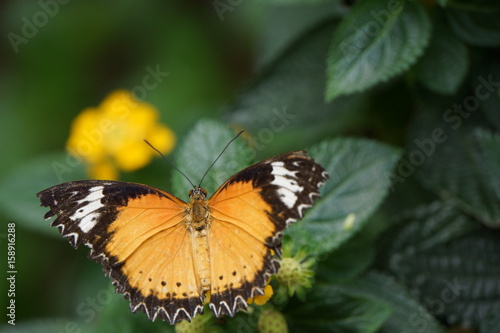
left=187, top=187, right=211, bottom=292
left=187, top=187, right=210, bottom=232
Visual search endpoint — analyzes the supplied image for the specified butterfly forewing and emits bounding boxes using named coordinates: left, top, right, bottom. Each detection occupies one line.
left=207, top=151, right=328, bottom=316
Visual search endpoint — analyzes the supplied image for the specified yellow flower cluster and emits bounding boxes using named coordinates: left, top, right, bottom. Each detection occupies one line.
left=247, top=284, right=274, bottom=306
left=66, top=90, right=175, bottom=180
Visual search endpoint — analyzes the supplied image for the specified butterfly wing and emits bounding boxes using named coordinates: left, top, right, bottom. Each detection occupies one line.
left=207, top=151, right=328, bottom=317
left=37, top=180, right=204, bottom=324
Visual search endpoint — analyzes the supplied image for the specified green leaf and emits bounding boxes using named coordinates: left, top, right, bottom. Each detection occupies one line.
left=476, top=62, right=500, bottom=131
left=446, top=2, right=500, bottom=47
left=376, top=201, right=480, bottom=270
left=288, top=138, right=401, bottom=256
left=315, top=232, right=374, bottom=284
left=286, top=283, right=392, bottom=333
left=325, top=0, right=431, bottom=101
left=171, top=119, right=253, bottom=198
left=0, top=152, right=86, bottom=237
left=480, top=313, right=500, bottom=333
left=224, top=22, right=372, bottom=153
left=475, top=129, right=500, bottom=201
left=255, top=2, right=347, bottom=68
left=415, top=18, right=468, bottom=95
left=377, top=218, right=500, bottom=327
left=341, top=272, right=444, bottom=333
left=408, top=100, right=500, bottom=227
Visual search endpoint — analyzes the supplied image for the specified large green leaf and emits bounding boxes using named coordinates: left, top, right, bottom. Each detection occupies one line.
left=341, top=272, right=444, bottom=333
left=224, top=22, right=371, bottom=153
left=480, top=314, right=500, bottom=333
left=475, top=129, right=500, bottom=201
left=288, top=138, right=401, bottom=256
left=408, top=100, right=500, bottom=227
left=377, top=206, right=500, bottom=327
left=325, top=0, right=431, bottom=101
left=171, top=119, right=252, bottom=198
left=255, top=1, right=347, bottom=68
left=446, top=0, right=500, bottom=47
left=415, top=18, right=468, bottom=95
left=315, top=229, right=375, bottom=284
left=376, top=201, right=480, bottom=269
left=475, top=62, right=500, bottom=131
left=286, top=283, right=392, bottom=333
left=0, top=152, right=86, bottom=237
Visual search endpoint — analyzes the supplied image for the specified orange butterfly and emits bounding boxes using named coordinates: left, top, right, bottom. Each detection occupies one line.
left=37, top=150, right=328, bottom=324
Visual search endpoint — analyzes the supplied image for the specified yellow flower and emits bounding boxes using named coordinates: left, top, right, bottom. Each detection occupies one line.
left=247, top=284, right=274, bottom=306
left=66, top=90, right=175, bottom=180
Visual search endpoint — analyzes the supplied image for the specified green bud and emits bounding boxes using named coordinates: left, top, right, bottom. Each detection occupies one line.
left=258, top=310, right=288, bottom=333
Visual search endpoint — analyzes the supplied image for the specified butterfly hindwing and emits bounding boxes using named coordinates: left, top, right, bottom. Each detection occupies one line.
left=37, top=180, right=205, bottom=324
left=207, top=151, right=328, bottom=316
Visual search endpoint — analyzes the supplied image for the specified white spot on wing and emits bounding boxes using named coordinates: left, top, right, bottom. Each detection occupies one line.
left=270, top=162, right=303, bottom=208
left=276, top=188, right=298, bottom=208
left=71, top=186, right=104, bottom=233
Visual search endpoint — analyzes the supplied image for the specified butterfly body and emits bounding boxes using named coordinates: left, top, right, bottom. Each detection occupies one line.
left=185, top=187, right=211, bottom=292
left=38, top=151, right=328, bottom=324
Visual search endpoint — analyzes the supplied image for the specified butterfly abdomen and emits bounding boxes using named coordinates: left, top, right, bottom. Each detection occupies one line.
left=187, top=188, right=212, bottom=293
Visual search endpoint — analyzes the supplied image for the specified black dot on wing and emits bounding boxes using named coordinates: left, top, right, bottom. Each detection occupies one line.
left=148, top=278, right=152, bottom=282
left=173, top=292, right=177, bottom=297
left=139, top=271, right=143, bottom=274
left=243, top=265, right=247, bottom=269
left=176, top=282, right=182, bottom=287
left=232, top=271, right=237, bottom=276
left=219, top=275, right=224, bottom=280
left=161, top=281, right=166, bottom=286
left=182, top=292, right=188, bottom=297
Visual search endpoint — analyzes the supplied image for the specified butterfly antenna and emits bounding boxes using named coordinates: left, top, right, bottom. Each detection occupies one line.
left=144, top=140, right=196, bottom=189
left=198, top=129, right=245, bottom=188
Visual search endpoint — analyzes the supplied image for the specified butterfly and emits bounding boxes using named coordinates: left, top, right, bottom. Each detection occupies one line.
left=37, top=150, right=328, bottom=324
